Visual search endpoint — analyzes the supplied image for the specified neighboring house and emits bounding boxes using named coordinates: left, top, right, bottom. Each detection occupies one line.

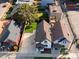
left=16, top=0, right=34, bottom=5
left=0, top=20, right=21, bottom=46
left=48, top=3, right=74, bottom=48
left=0, top=20, right=22, bottom=51
left=51, top=21, right=71, bottom=48
left=0, top=2, right=12, bottom=19
left=4, top=20, right=21, bottom=45
left=0, top=20, right=10, bottom=39
left=48, top=3, right=62, bottom=22
left=35, top=20, right=52, bottom=53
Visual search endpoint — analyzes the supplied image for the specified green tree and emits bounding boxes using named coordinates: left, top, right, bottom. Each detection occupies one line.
left=13, top=4, right=38, bottom=25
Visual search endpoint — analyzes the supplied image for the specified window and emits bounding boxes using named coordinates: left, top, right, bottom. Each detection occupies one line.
left=44, top=41, right=47, bottom=43
left=44, top=45, right=48, bottom=47
left=53, top=10, right=57, bottom=12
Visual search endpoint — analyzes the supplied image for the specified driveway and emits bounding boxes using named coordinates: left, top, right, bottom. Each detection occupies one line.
left=19, top=32, right=36, bottom=54
left=67, top=11, right=79, bottom=39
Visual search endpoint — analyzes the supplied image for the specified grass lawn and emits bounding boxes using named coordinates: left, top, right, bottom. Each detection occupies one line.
left=34, top=57, right=53, bottom=59
left=25, top=22, right=37, bottom=33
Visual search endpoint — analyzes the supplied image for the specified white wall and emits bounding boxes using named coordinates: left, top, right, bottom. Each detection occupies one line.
left=41, top=40, right=51, bottom=48
left=41, top=0, right=54, bottom=6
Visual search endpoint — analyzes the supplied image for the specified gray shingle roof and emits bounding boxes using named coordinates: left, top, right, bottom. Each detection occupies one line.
left=35, top=20, right=52, bottom=42
left=4, top=20, right=20, bottom=43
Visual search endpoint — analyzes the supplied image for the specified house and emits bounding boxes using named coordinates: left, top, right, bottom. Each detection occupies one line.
left=4, top=20, right=21, bottom=45
left=16, top=0, right=34, bottom=5
left=0, top=20, right=21, bottom=46
left=0, top=20, right=10, bottom=39
left=0, top=20, right=21, bottom=51
left=48, top=3, right=74, bottom=48
left=0, top=2, right=12, bottom=19
left=48, top=3, right=62, bottom=22
left=35, top=20, right=52, bottom=53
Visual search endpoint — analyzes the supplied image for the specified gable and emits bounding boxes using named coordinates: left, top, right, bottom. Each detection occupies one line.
left=35, top=20, right=52, bottom=42
left=54, top=37, right=70, bottom=46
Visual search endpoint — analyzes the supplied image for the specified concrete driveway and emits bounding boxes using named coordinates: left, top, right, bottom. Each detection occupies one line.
left=19, top=32, right=36, bottom=54
left=67, top=11, right=79, bottom=39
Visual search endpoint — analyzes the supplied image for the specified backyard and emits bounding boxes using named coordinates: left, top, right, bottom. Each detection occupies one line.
left=24, top=5, right=48, bottom=33
left=24, top=22, right=37, bottom=33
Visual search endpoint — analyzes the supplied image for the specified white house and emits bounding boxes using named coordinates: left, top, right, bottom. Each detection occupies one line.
left=35, top=20, right=52, bottom=53
left=16, top=0, right=34, bottom=5
left=40, top=0, right=54, bottom=6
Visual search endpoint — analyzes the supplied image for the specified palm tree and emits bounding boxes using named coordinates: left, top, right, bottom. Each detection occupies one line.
left=13, top=4, right=38, bottom=25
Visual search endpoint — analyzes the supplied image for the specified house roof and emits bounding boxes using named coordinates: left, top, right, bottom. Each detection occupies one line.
left=0, top=20, right=10, bottom=35
left=49, top=4, right=62, bottom=22
left=50, top=20, right=73, bottom=42
left=35, top=20, right=52, bottom=42
left=4, top=20, right=21, bottom=43
left=48, top=3, right=62, bottom=14
left=50, top=21, right=64, bottom=41
left=48, top=3, right=73, bottom=42
left=0, top=2, right=12, bottom=19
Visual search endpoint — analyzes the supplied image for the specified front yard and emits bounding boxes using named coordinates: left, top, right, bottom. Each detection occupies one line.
left=24, top=22, right=37, bottom=33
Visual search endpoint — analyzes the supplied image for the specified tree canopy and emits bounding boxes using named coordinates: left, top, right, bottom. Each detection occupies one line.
left=13, top=4, right=38, bottom=25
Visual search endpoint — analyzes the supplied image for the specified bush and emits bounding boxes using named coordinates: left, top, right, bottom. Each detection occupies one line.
left=60, top=47, right=68, bottom=55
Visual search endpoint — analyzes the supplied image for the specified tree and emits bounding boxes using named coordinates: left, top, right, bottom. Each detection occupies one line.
left=13, top=4, right=38, bottom=25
